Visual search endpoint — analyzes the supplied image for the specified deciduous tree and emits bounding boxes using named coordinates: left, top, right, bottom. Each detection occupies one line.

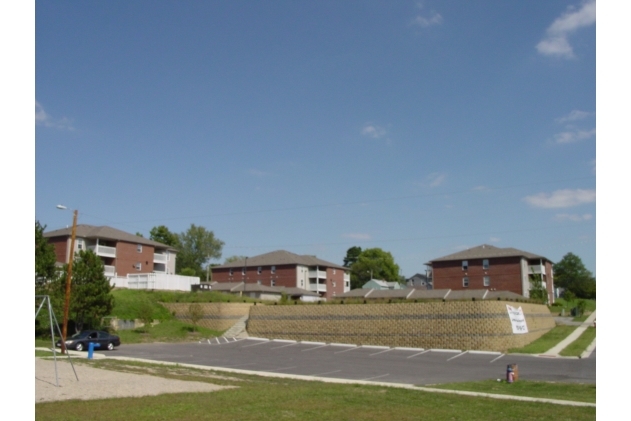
left=554, top=253, right=596, bottom=299
left=349, top=248, right=401, bottom=289
left=176, top=224, right=224, bottom=278
left=149, top=225, right=179, bottom=248
left=35, top=221, right=57, bottom=289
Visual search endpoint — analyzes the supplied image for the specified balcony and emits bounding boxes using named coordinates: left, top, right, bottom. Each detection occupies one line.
left=88, top=244, right=116, bottom=258
left=154, top=253, right=168, bottom=263
left=104, top=265, right=115, bottom=277
left=308, top=270, right=327, bottom=279
left=308, top=281, right=327, bottom=293
left=529, top=265, right=545, bottom=275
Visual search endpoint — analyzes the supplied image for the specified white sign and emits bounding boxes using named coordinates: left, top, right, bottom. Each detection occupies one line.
left=506, top=305, right=528, bottom=334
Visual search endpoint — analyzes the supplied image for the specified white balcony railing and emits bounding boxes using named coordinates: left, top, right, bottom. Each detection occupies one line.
left=88, top=244, right=116, bottom=258
left=308, top=282, right=327, bottom=292
left=104, top=265, right=115, bottom=276
left=154, top=253, right=167, bottom=263
left=529, top=265, right=544, bottom=275
left=308, top=270, right=327, bottom=279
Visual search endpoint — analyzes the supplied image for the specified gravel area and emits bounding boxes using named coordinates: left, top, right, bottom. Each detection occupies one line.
left=35, top=357, right=231, bottom=403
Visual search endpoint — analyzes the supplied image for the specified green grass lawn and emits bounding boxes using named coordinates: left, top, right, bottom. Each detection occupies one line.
left=431, top=379, right=595, bottom=403
left=560, top=327, right=596, bottom=357
left=35, top=359, right=595, bottom=421
left=508, top=325, right=578, bottom=354
left=116, top=319, right=224, bottom=344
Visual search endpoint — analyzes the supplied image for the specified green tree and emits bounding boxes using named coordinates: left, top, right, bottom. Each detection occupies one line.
left=343, top=246, right=362, bottom=267
left=349, top=248, right=401, bottom=290
left=149, top=225, right=180, bottom=248
left=554, top=253, right=596, bottom=299
left=176, top=224, right=224, bottom=278
left=529, top=274, right=548, bottom=303
left=55, top=250, right=115, bottom=332
left=224, top=255, right=248, bottom=264
left=35, top=221, right=57, bottom=289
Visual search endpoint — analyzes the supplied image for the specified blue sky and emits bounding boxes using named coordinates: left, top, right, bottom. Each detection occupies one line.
left=34, top=0, right=597, bottom=276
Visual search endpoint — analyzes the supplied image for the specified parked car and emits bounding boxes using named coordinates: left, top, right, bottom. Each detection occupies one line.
left=56, top=330, right=121, bottom=351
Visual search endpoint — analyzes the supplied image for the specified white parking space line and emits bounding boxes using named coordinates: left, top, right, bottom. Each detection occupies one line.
left=369, top=349, right=394, bottom=356
left=221, top=362, right=257, bottom=368
left=300, top=341, right=326, bottom=345
left=259, top=366, right=298, bottom=373
left=272, top=339, right=297, bottom=344
left=447, top=351, right=468, bottom=361
left=490, top=354, right=505, bottom=363
left=407, top=350, right=430, bottom=359
left=240, top=341, right=272, bottom=348
left=270, top=343, right=299, bottom=350
left=309, top=369, right=342, bottom=377
left=302, top=345, right=329, bottom=352
left=334, top=347, right=360, bottom=354
left=329, top=343, right=355, bottom=347
left=360, top=373, right=390, bottom=381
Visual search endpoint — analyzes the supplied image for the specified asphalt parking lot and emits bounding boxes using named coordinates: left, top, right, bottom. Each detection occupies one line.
left=111, top=338, right=596, bottom=385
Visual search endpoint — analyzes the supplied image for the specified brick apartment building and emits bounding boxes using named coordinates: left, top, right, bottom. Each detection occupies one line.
left=425, top=244, right=554, bottom=303
left=44, top=225, right=177, bottom=278
left=211, top=250, right=350, bottom=300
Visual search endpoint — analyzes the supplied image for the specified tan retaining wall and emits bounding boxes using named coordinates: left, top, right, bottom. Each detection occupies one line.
left=247, top=301, right=554, bottom=352
left=161, top=303, right=253, bottom=331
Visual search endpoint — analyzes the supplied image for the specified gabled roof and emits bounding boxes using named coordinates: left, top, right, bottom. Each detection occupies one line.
left=206, top=281, right=319, bottom=297
left=44, top=225, right=177, bottom=251
left=214, top=250, right=347, bottom=270
left=426, top=244, right=550, bottom=264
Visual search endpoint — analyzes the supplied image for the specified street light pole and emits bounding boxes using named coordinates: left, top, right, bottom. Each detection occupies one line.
left=57, top=205, right=78, bottom=354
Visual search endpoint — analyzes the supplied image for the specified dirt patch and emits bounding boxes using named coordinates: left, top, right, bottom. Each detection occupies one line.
left=35, top=358, right=233, bottom=403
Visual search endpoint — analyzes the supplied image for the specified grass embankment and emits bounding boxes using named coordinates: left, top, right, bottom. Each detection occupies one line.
left=508, top=325, right=578, bottom=354
left=35, top=359, right=596, bottom=421
left=111, top=289, right=241, bottom=344
left=560, top=327, right=596, bottom=357
left=548, top=298, right=596, bottom=318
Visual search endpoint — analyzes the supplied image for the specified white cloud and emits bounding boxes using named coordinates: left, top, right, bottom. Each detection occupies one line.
left=413, top=12, right=443, bottom=27
left=536, top=0, right=595, bottom=58
left=343, top=233, right=371, bottom=240
left=555, top=213, right=593, bottom=221
left=523, top=188, right=596, bottom=208
left=554, top=128, right=596, bottom=144
left=248, top=169, right=269, bottom=177
left=555, top=110, right=592, bottom=123
left=426, top=172, right=446, bottom=188
left=35, top=101, right=75, bottom=130
left=361, top=123, right=386, bottom=139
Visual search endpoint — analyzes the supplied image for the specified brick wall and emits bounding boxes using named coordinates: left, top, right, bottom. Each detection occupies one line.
left=161, top=302, right=253, bottom=331
left=115, top=241, right=154, bottom=276
left=247, top=301, right=554, bottom=352
left=433, top=257, right=525, bottom=295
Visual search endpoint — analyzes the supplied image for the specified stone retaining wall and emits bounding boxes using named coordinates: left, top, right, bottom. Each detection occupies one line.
left=160, top=302, right=253, bottom=331
left=247, top=301, right=554, bottom=352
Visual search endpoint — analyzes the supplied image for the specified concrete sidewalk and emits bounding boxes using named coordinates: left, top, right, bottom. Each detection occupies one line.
left=541, top=310, right=596, bottom=357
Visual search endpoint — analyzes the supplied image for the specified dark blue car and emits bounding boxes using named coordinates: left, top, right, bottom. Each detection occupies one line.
left=56, top=330, right=121, bottom=351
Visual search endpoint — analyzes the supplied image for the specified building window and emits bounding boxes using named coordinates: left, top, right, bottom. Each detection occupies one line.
left=332, top=281, right=336, bottom=287
left=271, top=265, right=276, bottom=274
left=257, top=266, right=262, bottom=274
left=483, top=276, right=490, bottom=287
left=300, top=279, right=304, bottom=287
left=229, top=268, right=233, bottom=276
left=242, top=268, right=246, bottom=275
left=462, top=260, right=468, bottom=270
left=137, top=244, right=142, bottom=253
left=483, top=259, right=489, bottom=270
left=345, top=281, right=349, bottom=288
left=135, top=262, right=142, bottom=271
left=271, top=280, right=275, bottom=286
left=333, top=269, right=336, bottom=274
left=463, top=277, right=469, bottom=287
